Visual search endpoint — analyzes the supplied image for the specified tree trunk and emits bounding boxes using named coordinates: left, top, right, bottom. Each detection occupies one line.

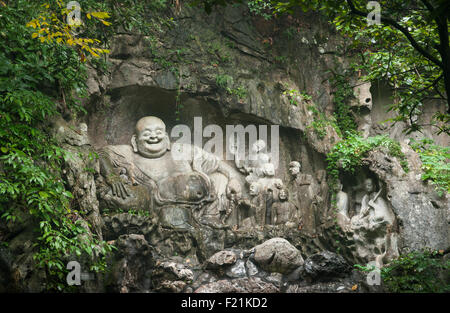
left=435, top=13, right=450, bottom=113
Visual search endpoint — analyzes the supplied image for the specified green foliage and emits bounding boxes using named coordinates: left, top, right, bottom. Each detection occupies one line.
left=410, top=138, right=450, bottom=196
left=230, top=86, right=247, bottom=100
left=290, top=0, right=449, bottom=135
left=0, top=0, right=112, bottom=290
left=207, top=41, right=233, bottom=64
left=330, top=74, right=358, bottom=138
left=273, top=55, right=288, bottom=64
left=127, top=209, right=151, bottom=217
left=381, top=250, right=450, bottom=293
left=282, top=88, right=311, bottom=105
left=306, top=105, right=329, bottom=139
left=216, top=74, right=247, bottom=100
left=280, top=86, right=338, bottom=140
left=216, top=74, right=234, bottom=89
left=303, top=100, right=342, bottom=140
left=326, top=134, right=409, bottom=189
left=283, top=26, right=297, bottom=40
left=247, top=0, right=274, bottom=20
left=81, top=0, right=171, bottom=36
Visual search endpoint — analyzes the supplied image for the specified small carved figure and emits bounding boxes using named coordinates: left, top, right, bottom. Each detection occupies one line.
left=315, top=169, right=329, bottom=220
left=350, top=177, right=399, bottom=267
left=335, top=180, right=350, bottom=231
left=287, top=161, right=317, bottom=235
left=255, top=163, right=283, bottom=192
left=265, top=188, right=274, bottom=225
left=272, top=189, right=297, bottom=227
left=239, top=182, right=261, bottom=228
left=351, top=178, right=395, bottom=228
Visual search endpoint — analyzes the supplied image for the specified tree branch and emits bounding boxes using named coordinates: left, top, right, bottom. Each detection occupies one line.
left=419, top=0, right=434, bottom=13
left=346, top=0, right=443, bottom=68
left=407, top=73, right=444, bottom=124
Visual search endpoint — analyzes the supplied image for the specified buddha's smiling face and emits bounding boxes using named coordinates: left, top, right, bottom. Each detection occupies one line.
left=132, top=116, right=170, bottom=158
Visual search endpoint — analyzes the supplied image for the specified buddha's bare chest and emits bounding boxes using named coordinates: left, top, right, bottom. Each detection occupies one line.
left=132, top=153, right=192, bottom=182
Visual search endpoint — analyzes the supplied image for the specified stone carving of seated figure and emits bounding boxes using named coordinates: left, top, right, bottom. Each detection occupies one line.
left=272, top=188, right=298, bottom=228
left=351, top=178, right=395, bottom=228
left=350, top=177, right=398, bottom=267
left=97, top=116, right=240, bottom=230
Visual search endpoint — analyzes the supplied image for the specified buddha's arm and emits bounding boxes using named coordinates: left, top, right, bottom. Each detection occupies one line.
left=99, top=150, right=130, bottom=199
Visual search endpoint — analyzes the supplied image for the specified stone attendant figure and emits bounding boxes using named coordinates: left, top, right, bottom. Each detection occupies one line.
left=272, top=188, right=298, bottom=228
left=237, top=182, right=262, bottom=227
left=315, top=169, right=329, bottom=221
left=351, top=177, right=398, bottom=267
left=335, top=180, right=350, bottom=231
left=352, top=178, right=395, bottom=227
left=98, top=116, right=240, bottom=230
left=287, top=161, right=317, bottom=235
left=265, top=187, right=274, bottom=225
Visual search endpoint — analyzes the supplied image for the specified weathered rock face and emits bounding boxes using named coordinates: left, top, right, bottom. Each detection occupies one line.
left=365, top=146, right=449, bottom=252
left=151, top=260, right=194, bottom=292
left=369, top=82, right=449, bottom=147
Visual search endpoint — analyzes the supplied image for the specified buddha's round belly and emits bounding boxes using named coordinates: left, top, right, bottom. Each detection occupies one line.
left=156, top=172, right=213, bottom=204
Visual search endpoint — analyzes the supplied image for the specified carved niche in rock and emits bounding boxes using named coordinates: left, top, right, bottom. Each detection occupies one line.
left=96, top=116, right=241, bottom=230
left=228, top=138, right=290, bottom=228
left=346, top=177, right=399, bottom=267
